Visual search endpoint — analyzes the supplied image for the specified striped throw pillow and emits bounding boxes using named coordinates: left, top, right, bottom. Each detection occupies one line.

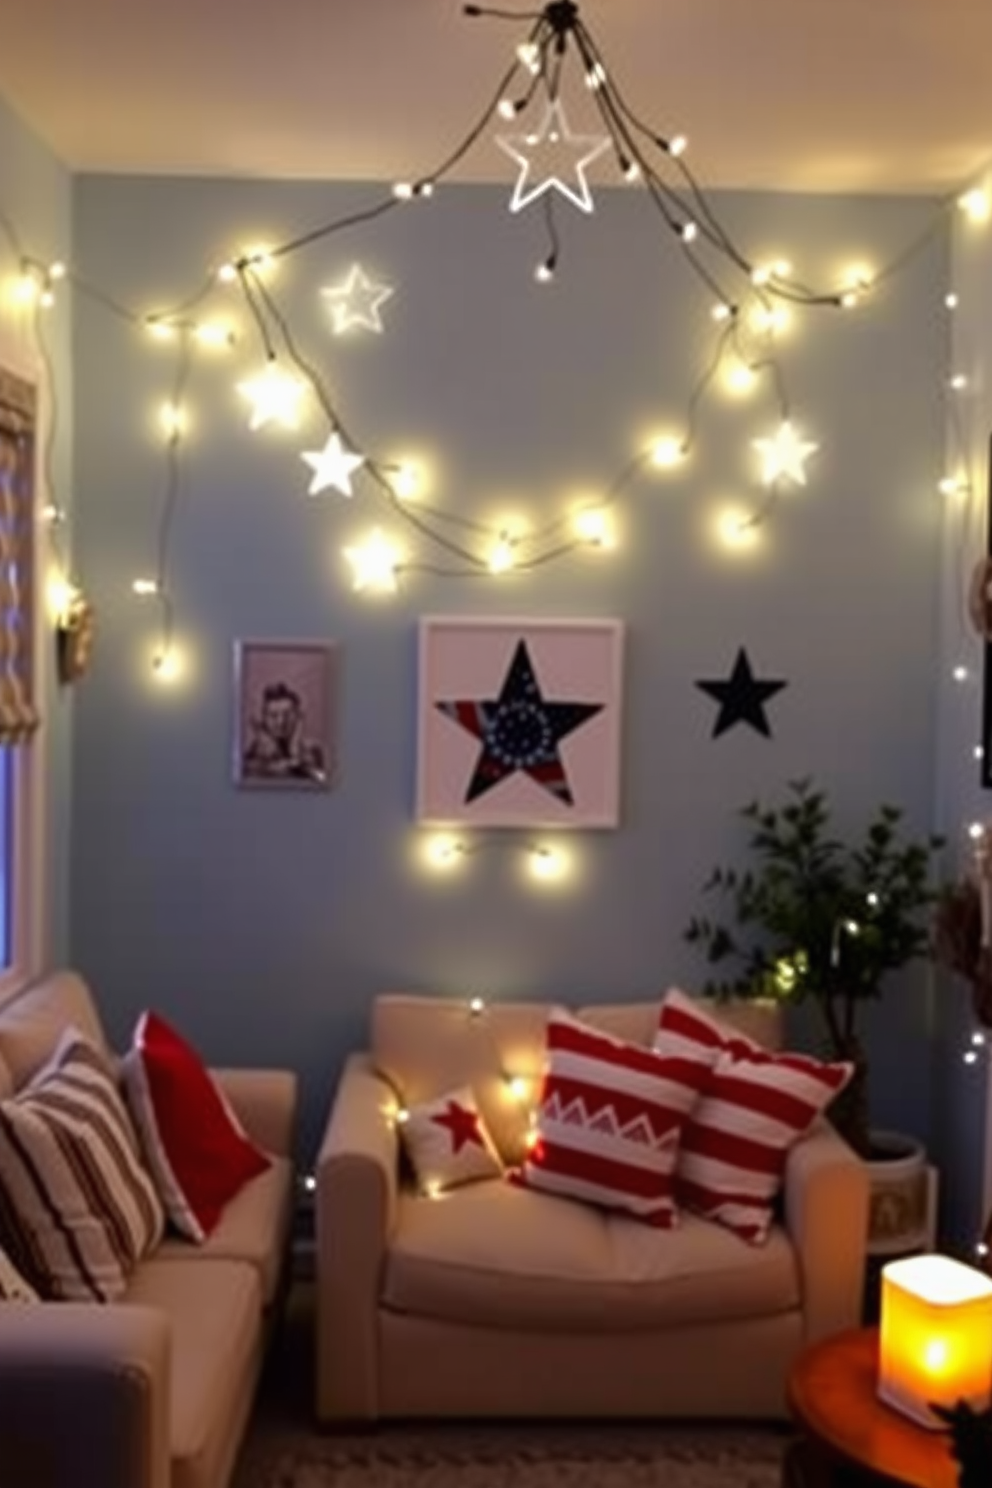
left=0, top=1027, right=165, bottom=1301
left=0, top=1242, right=38, bottom=1302
left=654, top=989, right=851, bottom=1243
left=509, top=1009, right=709, bottom=1226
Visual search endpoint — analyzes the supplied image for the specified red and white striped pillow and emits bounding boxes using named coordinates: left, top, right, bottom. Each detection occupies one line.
left=654, top=988, right=851, bottom=1244
left=510, top=1009, right=709, bottom=1227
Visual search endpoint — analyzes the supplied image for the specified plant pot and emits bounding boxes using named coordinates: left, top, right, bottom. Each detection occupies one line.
left=864, top=1129, right=933, bottom=1255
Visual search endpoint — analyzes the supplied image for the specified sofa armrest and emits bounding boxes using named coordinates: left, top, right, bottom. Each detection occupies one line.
left=315, top=1052, right=399, bottom=1422
left=0, top=1302, right=171, bottom=1488
left=211, top=1067, right=298, bottom=1158
left=783, top=1118, right=869, bottom=1343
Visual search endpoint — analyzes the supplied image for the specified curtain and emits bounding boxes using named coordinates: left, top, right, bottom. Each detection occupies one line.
left=0, top=367, right=39, bottom=744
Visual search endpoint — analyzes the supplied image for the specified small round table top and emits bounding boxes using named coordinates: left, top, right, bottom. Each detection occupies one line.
left=787, top=1327, right=958, bottom=1488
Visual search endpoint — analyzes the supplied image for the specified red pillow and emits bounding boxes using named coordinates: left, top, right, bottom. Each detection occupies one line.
left=121, top=1011, right=271, bottom=1241
left=509, top=1009, right=709, bottom=1227
left=654, top=987, right=851, bottom=1243
left=673, top=1047, right=852, bottom=1244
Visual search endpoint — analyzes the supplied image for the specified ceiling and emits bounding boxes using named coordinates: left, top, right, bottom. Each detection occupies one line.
left=0, top=0, right=990, bottom=194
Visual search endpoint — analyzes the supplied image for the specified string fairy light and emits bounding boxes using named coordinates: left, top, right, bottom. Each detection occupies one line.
left=420, top=828, right=573, bottom=885
left=0, top=0, right=976, bottom=655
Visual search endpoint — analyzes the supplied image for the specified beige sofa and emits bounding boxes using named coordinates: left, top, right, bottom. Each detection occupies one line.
left=317, top=993, right=869, bottom=1423
left=0, top=970, right=298, bottom=1488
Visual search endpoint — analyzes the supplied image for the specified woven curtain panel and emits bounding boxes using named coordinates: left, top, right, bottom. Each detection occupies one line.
left=0, top=368, right=38, bottom=744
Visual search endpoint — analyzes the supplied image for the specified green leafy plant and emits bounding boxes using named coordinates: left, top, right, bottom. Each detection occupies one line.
left=684, top=778, right=944, bottom=1159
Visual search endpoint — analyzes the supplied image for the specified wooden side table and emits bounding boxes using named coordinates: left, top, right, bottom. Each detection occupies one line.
left=787, top=1328, right=958, bottom=1487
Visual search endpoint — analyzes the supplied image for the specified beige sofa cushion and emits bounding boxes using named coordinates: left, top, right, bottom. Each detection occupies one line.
left=373, top=995, right=554, bottom=1165
left=155, top=1156, right=293, bottom=1305
left=382, top=1178, right=799, bottom=1332
left=124, top=1257, right=260, bottom=1488
left=0, top=972, right=108, bottom=1090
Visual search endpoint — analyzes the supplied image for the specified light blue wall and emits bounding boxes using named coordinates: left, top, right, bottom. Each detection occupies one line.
left=71, top=175, right=947, bottom=1161
left=0, top=95, right=73, bottom=968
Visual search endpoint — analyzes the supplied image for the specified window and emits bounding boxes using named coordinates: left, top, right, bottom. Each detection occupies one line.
left=0, top=361, right=40, bottom=993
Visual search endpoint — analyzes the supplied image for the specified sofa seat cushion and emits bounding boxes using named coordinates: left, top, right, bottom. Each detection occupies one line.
left=123, top=1256, right=261, bottom=1488
left=382, top=1178, right=799, bottom=1332
left=154, top=1155, right=292, bottom=1305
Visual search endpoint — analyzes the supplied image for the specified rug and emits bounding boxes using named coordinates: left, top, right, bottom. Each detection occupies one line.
left=236, top=1424, right=787, bottom=1488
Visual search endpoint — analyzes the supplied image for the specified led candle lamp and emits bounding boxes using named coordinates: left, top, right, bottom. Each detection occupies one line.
left=878, top=1253, right=992, bottom=1428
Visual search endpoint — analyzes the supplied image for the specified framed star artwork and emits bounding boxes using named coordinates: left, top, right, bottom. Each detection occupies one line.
left=416, top=616, right=624, bottom=828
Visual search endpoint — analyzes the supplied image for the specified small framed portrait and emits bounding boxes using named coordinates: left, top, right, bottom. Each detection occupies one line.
left=416, top=616, right=624, bottom=828
left=233, top=640, right=339, bottom=791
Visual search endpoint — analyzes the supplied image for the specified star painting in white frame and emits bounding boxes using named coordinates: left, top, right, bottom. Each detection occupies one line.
left=301, top=431, right=365, bottom=496
left=495, top=99, right=611, bottom=215
left=321, top=264, right=395, bottom=335
left=237, top=361, right=307, bottom=431
left=753, top=420, right=819, bottom=487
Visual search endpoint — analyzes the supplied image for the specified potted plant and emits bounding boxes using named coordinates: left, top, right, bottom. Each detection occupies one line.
left=684, top=777, right=944, bottom=1168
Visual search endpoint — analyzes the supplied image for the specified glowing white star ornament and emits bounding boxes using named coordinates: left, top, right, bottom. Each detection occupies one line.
left=753, top=420, right=819, bottom=486
left=321, top=264, right=394, bottom=335
left=344, top=529, right=402, bottom=593
left=237, top=362, right=306, bottom=431
left=495, top=99, right=611, bottom=215
left=301, top=431, right=365, bottom=497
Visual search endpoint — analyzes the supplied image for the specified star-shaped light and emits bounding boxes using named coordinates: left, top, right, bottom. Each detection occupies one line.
left=753, top=420, right=819, bottom=486
left=321, top=264, right=394, bottom=335
left=495, top=100, right=611, bottom=215
left=343, top=529, right=402, bottom=593
left=301, top=431, right=365, bottom=497
left=236, top=362, right=306, bottom=431
left=431, top=1099, right=485, bottom=1154
left=695, top=647, right=787, bottom=739
left=437, top=638, right=603, bottom=806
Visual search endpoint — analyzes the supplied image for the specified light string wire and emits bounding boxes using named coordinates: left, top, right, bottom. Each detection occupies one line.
left=149, top=331, right=194, bottom=670
left=0, top=0, right=972, bottom=654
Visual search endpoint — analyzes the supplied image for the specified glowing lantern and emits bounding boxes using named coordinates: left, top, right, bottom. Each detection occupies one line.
left=878, top=1253, right=992, bottom=1428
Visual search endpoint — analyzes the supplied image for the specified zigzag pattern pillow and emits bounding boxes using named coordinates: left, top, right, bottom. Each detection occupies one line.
left=510, top=1009, right=709, bottom=1226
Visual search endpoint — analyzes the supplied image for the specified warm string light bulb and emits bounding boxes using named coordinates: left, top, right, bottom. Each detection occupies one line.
left=572, top=507, right=614, bottom=548
left=650, top=435, right=686, bottom=470
left=959, top=188, right=991, bottom=224
left=487, top=534, right=518, bottom=574
left=151, top=648, right=182, bottom=683
left=343, top=529, right=402, bottom=593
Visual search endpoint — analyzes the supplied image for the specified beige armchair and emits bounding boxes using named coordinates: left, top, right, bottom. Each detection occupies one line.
left=316, top=995, right=869, bottom=1424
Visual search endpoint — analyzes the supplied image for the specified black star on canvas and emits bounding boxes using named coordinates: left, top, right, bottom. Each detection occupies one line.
left=436, top=639, right=603, bottom=805
left=695, top=647, right=787, bottom=738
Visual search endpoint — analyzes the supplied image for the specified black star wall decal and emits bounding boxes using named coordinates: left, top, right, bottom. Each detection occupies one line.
left=695, top=647, right=787, bottom=738
left=436, top=639, right=603, bottom=806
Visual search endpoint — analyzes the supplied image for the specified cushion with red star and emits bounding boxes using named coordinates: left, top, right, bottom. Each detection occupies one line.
left=398, top=1085, right=503, bottom=1195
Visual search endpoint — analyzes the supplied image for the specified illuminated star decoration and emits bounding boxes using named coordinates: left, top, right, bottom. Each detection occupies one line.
left=431, top=1099, right=485, bottom=1153
left=301, top=431, right=365, bottom=496
left=237, top=362, right=306, bottom=430
left=695, top=647, right=788, bottom=739
left=753, top=420, right=819, bottom=486
left=495, top=99, right=611, bottom=215
left=321, top=263, right=395, bottom=335
left=437, top=638, right=603, bottom=805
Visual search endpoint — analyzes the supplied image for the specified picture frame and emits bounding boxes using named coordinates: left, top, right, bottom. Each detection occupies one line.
left=233, top=640, right=339, bottom=791
left=416, top=616, right=624, bottom=828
